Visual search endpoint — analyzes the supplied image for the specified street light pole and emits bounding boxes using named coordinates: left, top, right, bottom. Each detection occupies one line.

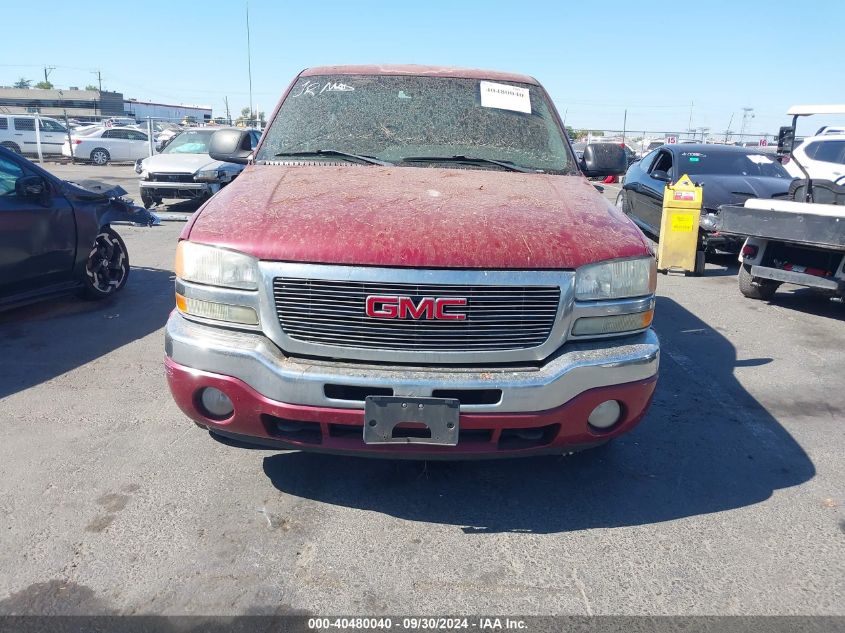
left=739, top=107, right=754, bottom=142
left=246, top=1, right=254, bottom=125
left=622, top=108, right=627, bottom=146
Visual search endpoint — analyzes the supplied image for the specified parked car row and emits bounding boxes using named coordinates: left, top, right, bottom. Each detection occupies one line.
left=0, top=114, right=189, bottom=162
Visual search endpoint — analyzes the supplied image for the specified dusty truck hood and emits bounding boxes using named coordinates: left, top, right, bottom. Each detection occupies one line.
left=184, top=165, right=651, bottom=269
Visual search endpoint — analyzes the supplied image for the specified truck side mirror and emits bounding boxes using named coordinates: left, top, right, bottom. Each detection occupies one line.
left=651, top=170, right=672, bottom=182
left=581, top=143, right=627, bottom=177
left=777, top=126, right=795, bottom=155
left=209, top=129, right=253, bottom=165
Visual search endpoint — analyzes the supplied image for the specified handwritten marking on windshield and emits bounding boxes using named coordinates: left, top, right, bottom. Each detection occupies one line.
left=291, top=81, right=355, bottom=97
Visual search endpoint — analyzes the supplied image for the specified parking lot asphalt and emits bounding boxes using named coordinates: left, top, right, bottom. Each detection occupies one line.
left=0, top=165, right=843, bottom=616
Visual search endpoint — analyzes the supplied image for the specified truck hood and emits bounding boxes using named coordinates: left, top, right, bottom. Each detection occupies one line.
left=185, top=165, right=650, bottom=269
left=696, top=174, right=790, bottom=210
left=141, top=153, right=219, bottom=174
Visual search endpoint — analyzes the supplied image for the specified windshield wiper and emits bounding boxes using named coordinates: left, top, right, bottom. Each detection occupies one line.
left=399, top=155, right=541, bottom=173
left=274, top=150, right=392, bottom=166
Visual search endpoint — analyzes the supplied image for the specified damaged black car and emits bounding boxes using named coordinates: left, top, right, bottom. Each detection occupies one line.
left=616, top=144, right=792, bottom=253
left=0, top=146, right=154, bottom=310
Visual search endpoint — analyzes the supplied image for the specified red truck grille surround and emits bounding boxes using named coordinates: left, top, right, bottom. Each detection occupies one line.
left=272, top=278, right=561, bottom=352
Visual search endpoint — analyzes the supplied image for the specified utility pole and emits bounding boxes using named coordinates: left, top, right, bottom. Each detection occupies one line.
left=622, top=108, right=627, bottom=146
left=724, top=113, right=734, bottom=143
left=246, top=1, right=254, bottom=124
left=58, top=90, right=74, bottom=163
left=43, top=65, right=55, bottom=85
left=224, top=96, right=231, bottom=125
left=91, top=70, right=102, bottom=92
left=687, top=101, right=694, bottom=134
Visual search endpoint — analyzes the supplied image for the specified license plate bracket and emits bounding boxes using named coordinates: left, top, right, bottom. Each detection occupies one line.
left=363, top=396, right=460, bottom=446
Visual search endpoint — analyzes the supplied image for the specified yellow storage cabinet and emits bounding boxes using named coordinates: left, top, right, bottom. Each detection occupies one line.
left=657, top=173, right=705, bottom=275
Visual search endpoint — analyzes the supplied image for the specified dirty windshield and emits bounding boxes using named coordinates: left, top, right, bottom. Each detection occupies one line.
left=161, top=129, right=214, bottom=154
left=256, top=74, right=573, bottom=173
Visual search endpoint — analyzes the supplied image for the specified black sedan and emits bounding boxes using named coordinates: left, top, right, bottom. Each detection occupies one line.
left=616, top=144, right=792, bottom=252
left=0, top=146, right=153, bottom=310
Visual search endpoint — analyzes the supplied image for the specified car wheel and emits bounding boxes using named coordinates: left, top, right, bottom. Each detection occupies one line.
left=738, top=263, right=778, bottom=300
left=693, top=250, right=706, bottom=276
left=616, top=191, right=630, bottom=215
left=90, top=148, right=110, bottom=166
left=1, top=141, right=21, bottom=154
left=81, top=228, right=130, bottom=299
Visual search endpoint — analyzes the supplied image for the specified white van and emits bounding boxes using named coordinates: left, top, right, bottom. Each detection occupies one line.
left=0, top=114, right=70, bottom=156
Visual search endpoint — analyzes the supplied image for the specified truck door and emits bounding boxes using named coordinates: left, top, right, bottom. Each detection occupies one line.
left=0, top=154, right=76, bottom=294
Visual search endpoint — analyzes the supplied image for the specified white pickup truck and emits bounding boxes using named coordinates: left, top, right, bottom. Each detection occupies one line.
left=717, top=105, right=845, bottom=302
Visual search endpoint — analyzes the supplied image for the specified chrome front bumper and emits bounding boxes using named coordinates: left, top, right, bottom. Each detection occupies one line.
left=165, top=312, right=660, bottom=414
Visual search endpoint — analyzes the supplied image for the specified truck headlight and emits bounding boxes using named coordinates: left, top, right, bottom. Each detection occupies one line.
left=194, top=169, right=224, bottom=182
left=575, top=257, right=656, bottom=301
left=175, top=241, right=259, bottom=290
left=571, top=257, right=656, bottom=338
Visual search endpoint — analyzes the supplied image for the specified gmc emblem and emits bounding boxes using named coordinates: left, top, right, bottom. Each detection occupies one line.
left=366, top=295, right=468, bottom=321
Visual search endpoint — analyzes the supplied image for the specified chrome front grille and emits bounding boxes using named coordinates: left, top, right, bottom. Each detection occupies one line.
left=272, top=278, right=561, bottom=352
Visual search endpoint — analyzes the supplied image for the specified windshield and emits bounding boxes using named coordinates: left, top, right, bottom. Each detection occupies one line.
left=161, top=130, right=214, bottom=154
left=256, top=74, right=573, bottom=173
left=678, top=151, right=790, bottom=178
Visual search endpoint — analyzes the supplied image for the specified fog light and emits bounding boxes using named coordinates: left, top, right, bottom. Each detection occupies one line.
left=176, top=293, right=258, bottom=326
left=199, top=387, right=234, bottom=419
left=588, top=400, right=622, bottom=430
left=572, top=310, right=653, bottom=336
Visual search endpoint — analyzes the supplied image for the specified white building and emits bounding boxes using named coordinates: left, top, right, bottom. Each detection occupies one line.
left=123, top=99, right=212, bottom=123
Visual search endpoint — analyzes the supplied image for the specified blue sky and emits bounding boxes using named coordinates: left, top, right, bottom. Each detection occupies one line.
left=1, top=0, right=842, bottom=137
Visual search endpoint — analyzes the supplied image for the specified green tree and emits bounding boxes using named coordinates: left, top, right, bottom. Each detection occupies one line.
left=85, top=84, right=99, bottom=91
left=35, top=80, right=54, bottom=90
left=565, top=125, right=575, bottom=139
left=572, top=129, right=605, bottom=140
left=13, top=78, right=31, bottom=89
left=235, top=107, right=265, bottom=127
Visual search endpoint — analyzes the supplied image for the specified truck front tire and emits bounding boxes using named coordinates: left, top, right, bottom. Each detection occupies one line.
left=738, top=263, right=779, bottom=300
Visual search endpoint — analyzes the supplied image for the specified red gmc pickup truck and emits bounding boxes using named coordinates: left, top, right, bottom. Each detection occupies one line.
left=164, top=65, right=659, bottom=458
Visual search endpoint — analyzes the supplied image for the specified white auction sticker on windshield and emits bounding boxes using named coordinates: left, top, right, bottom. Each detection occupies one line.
left=479, top=81, right=531, bottom=114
